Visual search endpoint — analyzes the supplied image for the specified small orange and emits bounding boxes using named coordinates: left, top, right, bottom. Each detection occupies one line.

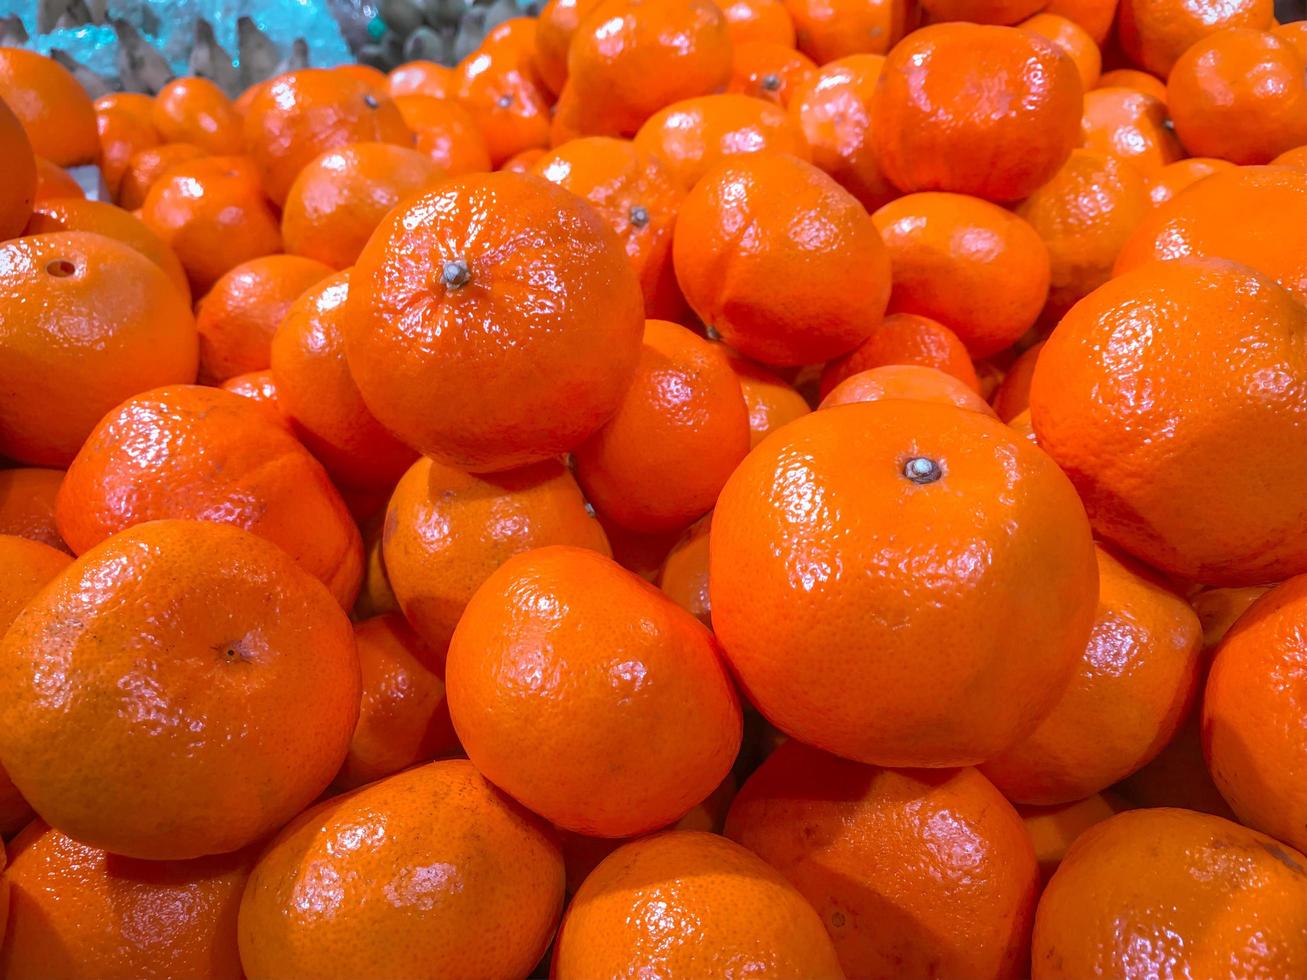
left=715, top=0, right=796, bottom=45
left=820, top=364, right=997, bottom=413
left=873, top=192, right=1051, bottom=357
left=1031, top=808, right=1307, bottom=979
left=782, top=0, right=912, bottom=61
left=344, top=173, right=644, bottom=472
left=820, top=311, right=979, bottom=398
left=0, top=48, right=99, bottom=167
left=871, top=24, right=1083, bottom=203
left=674, top=153, right=891, bottom=365
left=727, top=741, right=1039, bottom=980
left=1007, top=408, right=1038, bottom=444
left=1271, top=142, right=1307, bottom=171
left=1203, top=575, right=1307, bottom=852
left=116, top=142, right=207, bottom=210
left=1018, top=793, right=1130, bottom=881
left=1080, top=87, right=1183, bottom=176
left=1031, top=258, right=1307, bottom=586
left=658, top=512, right=713, bottom=625
left=393, top=93, right=493, bottom=176
left=990, top=340, right=1044, bottom=421
left=353, top=510, right=399, bottom=620
left=711, top=399, right=1098, bottom=767
left=447, top=546, right=741, bottom=836
left=55, top=385, right=363, bottom=607
left=633, top=92, right=811, bottom=190
left=193, top=254, right=333, bottom=383
left=554, top=830, right=844, bottom=978
left=533, top=0, right=604, bottom=94
left=727, top=351, right=811, bottom=447
left=0, top=96, right=37, bottom=240
left=454, top=43, right=551, bottom=165
left=499, top=146, right=546, bottom=171
left=920, top=0, right=1045, bottom=23
left=1118, top=0, right=1273, bottom=77
left=238, top=759, right=564, bottom=980
left=95, top=104, right=161, bottom=200
left=1272, top=19, right=1307, bottom=59
left=1167, top=28, right=1307, bottom=165
left=1019, top=12, right=1102, bottom=90
left=387, top=60, right=456, bottom=98
left=32, top=156, right=82, bottom=202
left=1043, top=0, right=1117, bottom=43
left=574, top=320, right=750, bottom=533
left=0, top=821, right=254, bottom=980
left=0, top=231, right=198, bottom=467
left=270, top=270, right=418, bottom=491
left=1145, top=156, right=1236, bottom=207
left=382, top=455, right=610, bottom=662
left=220, top=369, right=288, bottom=425
left=1096, top=67, right=1168, bottom=101
left=152, top=76, right=242, bottom=154
left=93, top=91, right=155, bottom=128
left=0, top=519, right=359, bottom=860
left=727, top=41, right=817, bottom=105
left=0, top=469, right=69, bottom=552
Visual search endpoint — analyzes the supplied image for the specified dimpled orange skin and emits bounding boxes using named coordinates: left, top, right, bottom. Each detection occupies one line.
left=872, top=192, right=1051, bottom=358
left=820, top=312, right=980, bottom=399
left=270, top=270, right=417, bottom=491
left=238, top=759, right=564, bottom=980
left=0, top=231, right=199, bottom=467
left=531, top=137, right=686, bottom=317
left=1080, top=88, right=1183, bottom=177
left=1097, top=67, right=1168, bottom=101
left=334, top=614, right=459, bottom=791
left=981, top=545, right=1203, bottom=804
left=711, top=400, right=1098, bottom=767
left=1019, top=13, right=1101, bottom=91
left=1204, top=576, right=1307, bottom=853
left=1031, top=808, right=1307, bottom=980
left=55, top=385, right=363, bottom=608
left=782, top=0, right=911, bottom=62
left=1117, top=0, right=1272, bottom=78
left=0, top=520, right=359, bottom=860
left=0, top=96, right=35, bottom=240
left=150, top=77, right=241, bottom=154
left=116, top=142, right=207, bottom=210
left=393, top=94, right=493, bottom=176
left=728, top=41, right=817, bottom=106
left=0, top=469, right=69, bottom=552
left=1031, top=259, right=1307, bottom=586
left=555, top=830, right=845, bottom=979
left=871, top=25, right=1083, bottom=203
left=659, top=512, right=713, bottom=625
left=1115, top=166, right=1307, bottom=303
left=446, top=546, right=742, bottom=837
left=281, top=142, right=444, bottom=270
left=345, top=173, right=644, bottom=472
left=1015, top=150, right=1150, bottom=323
left=674, top=153, right=890, bottom=367
left=574, top=320, right=751, bottom=533
left=1018, top=793, right=1129, bottom=882
left=1167, top=29, right=1307, bottom=166
left=1145, top=156, right=1236, bottom=208
left=819, top=364, right=997, bottom=414
left=789, top=55, right=898, bottom=213
left=990, top=341, right=1044, bottom=422
left=727, top=352, right=811, bottom=448
left=726, top=741, right=1039, bottom=980
left=382, top=455, right=610, bottom=663
left=0, top=49, right=99, bottom=167
left=633, top=93, right=811, bottom=191
left=0, top=821, right=253, bottom=980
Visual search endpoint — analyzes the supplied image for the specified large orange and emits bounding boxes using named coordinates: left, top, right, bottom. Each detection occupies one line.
left=782, top=0, right=911, bottom=61
left=237, top=759, right=564, bottom=980
left=1117, top=0, right=1273, bottom=77
left=819, top=312, right=979, bottom=398
left=392, top=94, right=493, bottom=176
left=344, top=172, right=644, bottom=472
left=0, top=519, right=359, bottom=859
left=55, top=385, right=363, bottom=607
left=0, top=469, right=69, bottom=553
left=1080, top=87, right=1183, bottom=176
left=727, top=741, right=1039, bottom=980
left=1030, top=258, right=1307, bottom=586
left=151, top=76, right=242, bottom=154
left=0, top=49, right=98, bottom=167
left=0, top=95, right=36, bottom=240
left=0, top=231, right=198, bottom=467
left=446, top=546, right=741, bottom=836
left=116, top=141, right=208, bottom=210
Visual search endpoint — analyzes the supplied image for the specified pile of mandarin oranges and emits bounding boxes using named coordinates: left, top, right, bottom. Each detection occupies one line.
left=0, top=0, right=1305, bottom=974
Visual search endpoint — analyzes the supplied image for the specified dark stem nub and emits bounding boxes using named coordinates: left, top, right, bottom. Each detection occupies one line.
left=903, top=456, right=942, bottom=484
left=363, top=93, right=379, bottom=109
left=629, top=204, right=650, bottom=228
left=761, top=73, right=781, bottom=91
left=442, top=258, right=472, bottom=289
left=496, top=93, right=513, bottom=108
left=46, top=258, right=76, bottom=278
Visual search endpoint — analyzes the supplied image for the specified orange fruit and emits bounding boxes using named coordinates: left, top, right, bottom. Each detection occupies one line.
left=1031, top=808, right=1307, bottom=979
left=453, top=41, right=551, bottom=165
left=574, top=320, right=750, bottom=533
left=633, top=93, right=811, bottom=191
left=499, top=146, right=546, bottom=171
left=1118, top=0, right=1273, bottom=77
left=710, top=399, right=1098, bottom=767
left=151, top=76, right=241, bottom=154
left=981, top=545, right=1203, bottom=803
left=658, top=511, right=713, bottom=625
left=727, top=741, right=1039, bottom=980
left=674, top=153, right=890, bottom=365
left=25, top=196, right=192, bottom=303
left=554, top=830, right=844, bottom=978
left=819, top=363, right=997, bottom=413
left=788, top=54, right=898, bottom=212
left=344, top=172, right=644, bottom=472
left=727, top=351, right=811, bottom=447
left=95, top=103, right=161, bottom=200
left=1273, top=19, right=1307, bottom=59
left=782, top=0, right=912, bottom=61
left=93, top=91, right=155, bottom=127
left=872, top=191, right=1051, bottom=357
left=382, top=455, right=610, bottom=662
left=1115, top=165, right=1307, bottom=302
left=871, top=24, right=1083, bottom=203
left=55, top=385, right=363, bottom=607
left=387, top=60, right=456, bottom=98
left=1145, top=156, right=1236, bottom=207
left=990, top=340, right=1044, bottom=422
left=0, top=469, right=69, bottom=553
left=220, top=368, right=288, bottom=421
left=270, top=270, right=417, bottom=491
left=920, top=0, right=1045, bottom=23
left=193, top=254, right=333, bottom=383
left=1203, top=575, right=1307, bottom=852
left=238, top=759, right=564, bottom=980
left=1167, top=28, right=1307, bottom=165
left=31, top=156, right=82, bottom=202
left=353, top=510, right=399, bottom=620
left=1016, top=149, right=1150, bottom=322
left=140, top=155, right=283, bottom=296
left=0, top=231, right=198, bottom=466
left=242, top=69, right=411, bottom=205
left=820, top=311, right=980, bottom=398
left=1018, top=793, right=1130, bottom=882
left=393, top=93, right=493, bottom=176
left=1031, top=258, right=1307, bottom=586
left=1019, top=12, right=1102, bottom=90
left=1080, top=87, right=1183, bottom=176
left=567, top=0, right=734, bottom=137
left=0, top=519, right=359, bottom=859
left=0, top=96, right=37, bottom=240
left=534, top=0, right=603, bottom=94
left=446, top=546, right=741, bottom=836
left=1044, top=0, right=1117, bottom=43
left=334, top=614, right=458, bottom=791
left=1007, top=407, right=1038, bottom=444
left=1096, top=66, right=1168, bottom=100
left=715, top=0, right=796, bottom=45
left=728, top=40, right=817, bottom=106
left=0, top=49, right=98, bottom=167
left=0, top=821, right=254, bottom=980
left=1270, top=142, right=1307, bottom=171
left=116, top=141, right=207, bottom=210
